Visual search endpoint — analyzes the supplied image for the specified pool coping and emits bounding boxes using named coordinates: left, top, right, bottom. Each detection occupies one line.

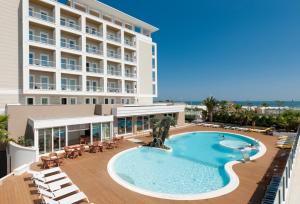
left=107, top=131, right=267, bottom=200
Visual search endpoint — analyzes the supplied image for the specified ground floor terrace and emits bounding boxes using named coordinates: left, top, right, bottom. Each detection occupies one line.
left=0, top=125, right=289, bottom=204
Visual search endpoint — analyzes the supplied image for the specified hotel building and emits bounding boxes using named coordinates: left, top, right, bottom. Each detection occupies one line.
left=0, top=0, right=185, bottom=162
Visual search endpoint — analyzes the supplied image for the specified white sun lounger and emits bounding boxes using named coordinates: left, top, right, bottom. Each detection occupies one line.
left=43, top=192, right=90, bottom=204
left=32, top=167, right=62, bottom=180
left=36, top=177, right=73, bottom=192
left=38, top=172, right=67, bottom=183
left=39, top=184, right=79, bottom=199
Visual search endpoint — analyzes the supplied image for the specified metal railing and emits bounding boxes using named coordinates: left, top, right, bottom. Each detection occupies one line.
left=124, top=39, right=135, bottom=47
left=125, top=88, right=136, bottom=94
left=125, top=72, right=136, bottom=78
left=86, top=47, right=103, bottom=55
left=107, top=87, right=122, bottom=93
left=86, top=86, right=104, bottom=92
left=261, top=127, right=300, bottom=204
left=86, top=27, right=103, bottom=37
left=61, top=40, right=81, bottom=51
left=86, top=66, right=104, bottom=74
left=107, top=52, right=121, bottom=59
left=106, top=33, right=121, bottom=43
left=61, top=63, right=81, bottom=71
left=30, top=82, right=56, bottom=90
left=60, top=19, right=81, bottom=31
left=29, top=35, right=55, bottom=45
left=124, top=56, right=136, bottom=63
left=107, top=69, right=122, bottom=76
left=29, top=10, right=54, bottom=23
left=61, top=85, right=82, bottom=91
left=29, top=58, right=55, bottom=67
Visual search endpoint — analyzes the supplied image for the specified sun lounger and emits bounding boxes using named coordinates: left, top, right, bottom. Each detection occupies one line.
left=36, top=177, right=73, bottom=192
left=276, top=144, right=292, bottom=149
left=32, top=167, right=62, bottom=180
left=224, top=126, right=231, bottom=129
left=37, top=172, right=67, bottom=184
left=39, top=184, right=79, bottom=199
left=43, top=192, right=90, bottom=204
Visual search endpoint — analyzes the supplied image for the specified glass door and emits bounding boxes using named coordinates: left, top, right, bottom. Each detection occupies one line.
left=41, top=76, right=49, bottom=90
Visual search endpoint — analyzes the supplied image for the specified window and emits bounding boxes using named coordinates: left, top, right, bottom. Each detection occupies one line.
left=40, top=76, right=49, bottom=90
left=85, top=98, right=90, bottom=104
left=70, top=97, right=77, bottom=104
left=40, top=54, right=49, bottom=66
left=29, top=7, right=33, bottom=16
left=40, top=32, right=48, bottom=44
left=86, top=62, right=90, bottom=71
left=69, top=79, right=76, bottom=90
left=68, top=20, right=75, bottom=28
left=69, top=40, right=75, bottom=49
left=41, top=97, right=49, bottom=105
left=92, top=98, right=97, bottom=104
left=61, top=58, right=67, bottom=69
left=61, top=38, right=66, bottom=47
left=29, top=52, right=34, bottom=65
left=27, top=97, right=34, bottom=105
left=29, top=30, right=33, bottom=41
left=152, top=45, right=155, bottom=55
left=60, top=18, right=66, bottom=26
left=152, top=71, right=156, bottom=81
left=69, top=59, right=76, bottom=70
left=104, top=98, right=109, bottom=104
left=61, top=97, right=67, bottom=105
left=29, top=75, right=34, bottom=89
left=38, top=128, right=52, bottom=154
left=137, top=116, right=143, bottom=131
left=110, top=98, right=115, bottom=104
left=40, top=10, right=48, bottom=21
left=152, top=58, right=156, bottom=69
left=53, top=127, right=66, bottom=151
left=153, top=84, right=156, bottom=95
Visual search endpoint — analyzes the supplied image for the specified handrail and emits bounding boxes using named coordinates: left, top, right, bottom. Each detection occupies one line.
left=30, top=82, right=56, bottom=90
left=86, top=47, right=103, bottom=55
left=86, top=27, right=103, bottom=37
left=261, top=126, right=300, bottom=204
left=60, top=19, right=81, bottom=31
left=87, top=66, right=104, bottom=74
left=61, top=63, right=81, bottom=71
left=29, top=34, right=55, bottom=45
left=29, top=10, right=54, bottom=23
left=29, top=58, right=55, bottom=67
left=61, top=40, right=81, bottom=50
left=86, top=86, right=104, bottom=92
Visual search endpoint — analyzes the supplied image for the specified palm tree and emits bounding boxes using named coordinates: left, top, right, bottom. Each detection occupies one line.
left=202, top=96, right=218, bottom=122
left=0, top=115, right=10, bottom=144
left=276, top=100, right=285, bottom=114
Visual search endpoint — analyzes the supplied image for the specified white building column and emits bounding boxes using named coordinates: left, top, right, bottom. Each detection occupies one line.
left=55, top=5, right=61, bottom=91
left=22, top=0, right=30, bottom=91
left=34, top=129, right=39, bottom=162
left=90, top=123, right=93, bottom=143
left=65, top=125, right=68, bottom=146
left=81, top=16, right=87, bottom=92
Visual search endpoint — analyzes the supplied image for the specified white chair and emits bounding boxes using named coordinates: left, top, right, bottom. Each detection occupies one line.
left=43, top=192, right=90, bottom=204
left=32, top=167, right=61, bottom=180
left=38, top=172, right=67, bottom=183
left=39, top=185, right=79, bottom=199
left=36, top=177, right=72, bottom=192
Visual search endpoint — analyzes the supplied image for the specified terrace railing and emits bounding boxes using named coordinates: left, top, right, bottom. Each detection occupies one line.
left=86, top=47, right=103, bottom=55
left=86, top=27, right=103, bottom=38
left=61, top=40, right=81, bottom=51
left=87, top=66, right=104, bottom=74
left=30, top=82, right=56, bottom=90
left=107, top=87, right=122, bottom=93
left=60, top=19, right=81, bottom=31
left=29, top=10, right=54, bottom=23
left=106, top=33, right=121, bottom=43
left=61, top=85, right=82, bottom=91
left=86, top=86, right=104, bottom=92
left=29, top=58, right=55, bottom=68
left=29, top=35, right=55, bottom=45
left=261, top=126, right=300, bottom=204
left=61, top=63, right=81, bottom=71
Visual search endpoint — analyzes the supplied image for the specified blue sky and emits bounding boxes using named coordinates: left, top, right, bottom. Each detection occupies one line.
left=99, top=0, right=300, bottom=101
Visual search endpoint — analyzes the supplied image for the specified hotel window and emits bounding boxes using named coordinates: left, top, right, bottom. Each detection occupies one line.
left=143, top=116, right=150, bottom=130
left=70, top=97, right=77, bottom=104
left=29, top=7, right=33, bottom=16
left=69, top=59, right=76, bottom=70
left=61, top=97, right=67, bottom=105
left=61, top=58, right=67, bottom=69
left=40, top=32, right=48, bottom=44
left=117, top=117, right=133, bottom=135
left=152, top=84, right=156, bottom=95
left=85, top=98, right=90, bottom=104
left=152, top=71, right=156, bottom=81
left=60, top=18, right=66, bottom=26
left=41, top=97, right=49, bottom=105
left=26, top=97, right=34, bottom=105
left=29, top=75, right=34, bottom=89
left=40, top=76, right=49, bottom=90
left=40, top=54, right=49, bottom=66
left=92, top=98, right=97, bottom=104
left=29, top=52, right=34, bottom=65
left=102, top=122, right=111, bottom=140
left=40, top=10, right=48, bottom=21
left=61, top=38, right=66, bottom=47
left=152, top=45, right=155, bottom=55
left=152, top=58, right=156, bottom=69
left=104, top=98, right=109, bottom=104
left=38, top=128, right=52, bottom=154
left=29, top=30, right=33, bottom=41
left=53, top=127, right=66, bottom=151
left=69, top=40, right=75, bottom=49
left=92, top=123, right=102, bottom=142
left=137, top=116, right=143, bottom=131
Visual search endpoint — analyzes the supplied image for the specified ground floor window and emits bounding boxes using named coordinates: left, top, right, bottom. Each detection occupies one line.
left=118, top=117, right=132, bottom=135
left=38, top=128, right=52, bottom=154
left=53, top=127, right=66, bottom=151
left=41, top=97, right=49, bottom=105
left=102, top=122, right=111, bottom=140
left=92, top=123, right=101, bottom=141
left=68, top=124, right=90, bottom=146
left=27, top=97, right=34, bottom=105
left=61, top=98, right=67, bottom=105
left=137, top=116, right=143, bottom=131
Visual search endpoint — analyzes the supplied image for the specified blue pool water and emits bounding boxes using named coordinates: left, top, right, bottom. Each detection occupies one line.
left=111, top=132, right=259, bottom=195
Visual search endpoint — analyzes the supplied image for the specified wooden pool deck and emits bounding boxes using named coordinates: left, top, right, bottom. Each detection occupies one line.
left=0, top=125, right=287, bottom=204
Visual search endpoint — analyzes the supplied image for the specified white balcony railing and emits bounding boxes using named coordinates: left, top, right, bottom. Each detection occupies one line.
left=29, top=58, right=55, bottom=68
left=125, top=88, right=136, bottom=94
left=60, top=19, right=81, bottom=31
left=124, top=39, right=135, bottom=47
left=61, top=85, right=82, bottom=91
left=124, top=56, right=136, bottom=63
left=86, top=86, right=104, bottom=92
left=86, top=27, right=103, bottom=37
left=61, top=40, right=81, bottom=51
left=125, top=72, right=136, bottom=78
left=87, top=66, right=104, bottom=74
left=29, top=34, right=55, bottom=45
left=30, top=82, right=56, bottom=90
left=29, top=10, right=54, bottom=23
left=106, top=33, right=121, bottom=43
left=107, top=69, right=122, bottom=76
left=86, top=47, right=103, bottom=55
left=61, top=63, right=81, bottom=71
left=107, top=52, right=121, bottom=59
left=107, top=87, right=122, bottom=93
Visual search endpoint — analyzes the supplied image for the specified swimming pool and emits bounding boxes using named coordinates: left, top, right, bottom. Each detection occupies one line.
left=107, top=131, right=266, bottom=200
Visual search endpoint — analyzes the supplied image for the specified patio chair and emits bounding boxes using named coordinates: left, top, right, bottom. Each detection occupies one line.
left=31, top=167, right=61, bottom=180
left=38, top=172, right=67, bottom=183
left=36, top=177, right=73, bottom=192
left=39, top=184, right=79, bottom=199
left=43, top=192, right=90, bottom=204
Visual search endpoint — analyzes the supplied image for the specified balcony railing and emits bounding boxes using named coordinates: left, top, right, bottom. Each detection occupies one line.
left=61, top=63, right=81, bottom=71
left=107, top=87, right=122, bottom=93
left=124, top=56, right=136, bottom=63
left=86, top=27, right=103, bottom=37
left=61, top=85, right=82, bottom=91
left=86, top=47, right=103, bottom=55
left=86, top=86, right=104, bottom=92
left=29, top=34, right=55, bottom=45
left=30, top=82, right=56, bottom=90
left=87, top=66, right=104, bottom=74
left=29, top=58, right=55, bottom=68
left=60, top=19, right=81, bottom=31
left=125, top=88, right=136, bottom=94
left=106, top=33, right=121, bottom=43
left=125, top=72, right=136, bottom=78
left=107, top=52, right=121, bottom=59
left=124, top=39, right=135, bottom=47
left=107, top=69, right=122, bottom=76
left=29, top=10, right=54, bottom=23
left=61, top=40, right=81, bottom=51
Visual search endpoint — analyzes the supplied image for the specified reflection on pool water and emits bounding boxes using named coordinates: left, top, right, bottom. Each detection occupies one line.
left=108, top=132, right=263, bottom=199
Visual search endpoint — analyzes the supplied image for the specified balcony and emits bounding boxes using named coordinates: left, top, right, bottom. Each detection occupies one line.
left=106, top=33, right=121, bottom=43
left=29, top=82, right=55, bottom=90
left=86, top=86, right=104, bottom=92
left=29, top=10, right=54, bottom=23
left=107, top=69, right=122, bottom=77
left=125, top=72, right=136, bottom=78
left=86, top=47, right=103, bottom=55
left=86, top=27, right=102, bottom=38
left=107, top=87, right=122, bottom=93
left=87, top=66, right=104, bottom=74
left=61, top=40, right=81, bottom=51
left=124, top=39, right=135, bottom=47
left=61, top=63, right=81, bottom=71
left=107, top=52, right=121, bottom=60
left=29, top=34, right=55, bottom=45
left=124, top=56, right=136, bottom=63
left=29, top=58, right=55, bottom=68
left=60, top=19, right=81, bottom=31
left=61, top=85, right=82, bottom=91
left=125, top=88, right=136, bottom=94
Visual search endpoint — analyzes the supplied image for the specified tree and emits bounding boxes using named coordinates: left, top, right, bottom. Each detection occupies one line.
left=261, top=102, right=269, bottom=107
left=202, top=96, right=218, bottom=122
left=275, top=100, right=285, bottom=114
left=0, top=115, right=11, bottom=144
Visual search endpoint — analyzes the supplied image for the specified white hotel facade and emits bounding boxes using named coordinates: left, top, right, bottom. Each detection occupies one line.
left=0, top=0, right=185, bottom=161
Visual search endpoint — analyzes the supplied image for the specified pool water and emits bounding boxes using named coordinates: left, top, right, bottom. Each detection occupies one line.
left=109, top=132, right=260, bottom=197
